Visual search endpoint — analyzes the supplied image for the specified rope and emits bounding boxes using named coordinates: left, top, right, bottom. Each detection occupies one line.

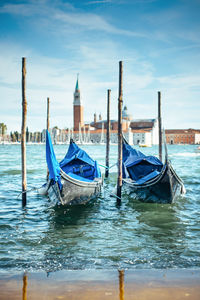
left=103, top=186, right=122, bottom=201
left=17, top=185, right=44, bottom=199
left=99, top=162, right=117, bottom=170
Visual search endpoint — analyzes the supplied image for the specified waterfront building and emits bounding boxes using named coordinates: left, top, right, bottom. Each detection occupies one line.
left=165, top=129, right=200, bottom=144
left=132, top=130, right=152, bottom=146
left=130, top=119, right=158, bottom=146
left=89, top=106, right=158, bottom=145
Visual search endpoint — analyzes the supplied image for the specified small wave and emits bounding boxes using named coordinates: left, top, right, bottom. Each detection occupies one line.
left=0, top=170, right=21, bottom=176
left=0, top=169, right=38, bottom=176
left=174, top=152, right=200, bottom=157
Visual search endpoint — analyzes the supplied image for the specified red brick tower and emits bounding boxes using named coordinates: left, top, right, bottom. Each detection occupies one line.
left=73, top=75, right=84, bottom=131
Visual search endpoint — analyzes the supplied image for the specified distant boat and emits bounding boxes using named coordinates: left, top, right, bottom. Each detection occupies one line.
left=195, top=146, right=200, bottom=153
left=44, top=130, right=102, bottom=205
left=139, top=143, right=151, bottom=148
left=122, top=137, right=185, bottom=203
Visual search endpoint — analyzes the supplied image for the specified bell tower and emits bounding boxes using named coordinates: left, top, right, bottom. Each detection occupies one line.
left=73, top=74, right=84, bottom=131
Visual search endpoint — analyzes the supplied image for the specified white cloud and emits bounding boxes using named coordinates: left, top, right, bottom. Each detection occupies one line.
left=157, top=74, right=200, bottom=90
left=86, top=0, right=112, bottom=4
left=0, top=0, right=74, bottom=16
left=1, top=35, right=199, bottom=131
left=0, top=0, right=146, bottom=38
left=0, top=0, right=200, bottom=132
left=52, top=10, right=145, bottom=37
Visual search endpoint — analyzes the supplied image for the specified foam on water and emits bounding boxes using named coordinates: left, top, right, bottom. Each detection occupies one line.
left=174, top=152, right=200, bottom=157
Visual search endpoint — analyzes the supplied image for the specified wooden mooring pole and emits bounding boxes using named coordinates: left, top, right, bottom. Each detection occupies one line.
left=158, top=91, right=162, bottom=162
left=117, top=61, right=123, bottom=203
left=47, top=97, right=50, bottom=131
left=21, top=57, right=27, bottom=207
left=46, top=97, right=50, bottom=180
left=105, top=89, right=111, bottom=178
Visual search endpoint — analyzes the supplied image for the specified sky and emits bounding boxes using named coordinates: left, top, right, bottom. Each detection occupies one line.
left=0, top=0, right=200, bottom=133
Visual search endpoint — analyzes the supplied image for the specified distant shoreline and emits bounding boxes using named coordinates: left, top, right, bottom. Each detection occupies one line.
left=0, top=142, right=199, bottom=146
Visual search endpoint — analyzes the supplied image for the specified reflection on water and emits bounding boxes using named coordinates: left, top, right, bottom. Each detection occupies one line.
left=21, top=271, right=125, bottom=300
left=20, top=270, right=124, bottom=300
left=118, top=270, right=124, bottom=300
left=22, top=274, right=27, bottom=300
left=1, top=269, right=195, bottom=300
left=51, top=200, right=99, bottom=226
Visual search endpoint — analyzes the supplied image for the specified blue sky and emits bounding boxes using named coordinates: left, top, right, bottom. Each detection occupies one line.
left=0, top=0, right=200, bottom=132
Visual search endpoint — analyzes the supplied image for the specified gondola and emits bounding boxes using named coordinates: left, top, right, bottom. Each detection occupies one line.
left=122, top=137, right=186, bottom=203
left=44, top=130, right=102, bottom=205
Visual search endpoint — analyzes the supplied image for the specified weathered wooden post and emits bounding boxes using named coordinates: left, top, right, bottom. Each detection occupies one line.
left=118, top=270, right=124, bottom=300
left=21, top=57, right=27, bottom=207
left=47, top=97, right=50, bottom=131
left=117, top=61, right=123, bottom=203
left=105, top=89, right=111, bottom=178
left=46, top=97, right=50, bottom=180
left=158, top=91, right=162, bottom=162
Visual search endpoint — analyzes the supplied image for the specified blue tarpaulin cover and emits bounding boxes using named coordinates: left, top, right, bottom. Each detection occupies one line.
left=60, top=140, right=101, bottom=179
left=46, top=130, right=61, bottom=187
left=60, top=141, right=96, bottom=169
left=67, top=172, right=93, bottom=182
left=123, top=141, right=163, bottom=183
left=46, top=131, right=101, bottom=187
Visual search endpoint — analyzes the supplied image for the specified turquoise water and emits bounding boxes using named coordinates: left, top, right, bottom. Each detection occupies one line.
left=0, top=144, right=200, bottom=273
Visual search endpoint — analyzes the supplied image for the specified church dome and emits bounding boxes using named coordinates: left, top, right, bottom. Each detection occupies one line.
left=122, top=105, right=132, bottom=121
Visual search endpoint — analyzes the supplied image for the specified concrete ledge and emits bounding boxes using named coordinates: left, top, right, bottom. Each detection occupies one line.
left=0, top=269, right=200, bottom=300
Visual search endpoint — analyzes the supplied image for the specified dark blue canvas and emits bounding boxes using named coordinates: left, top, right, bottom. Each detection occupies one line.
left=123, top=141, right=163, bottom=182
left=46, top=133, right=101, bottom=187
left=59, top=141, right=101, bottom=179
left=60, top=141, right=96, bottom=168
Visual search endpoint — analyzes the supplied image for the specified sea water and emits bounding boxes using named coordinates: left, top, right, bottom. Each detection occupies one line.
left=0, top=144, right=200, bottom=274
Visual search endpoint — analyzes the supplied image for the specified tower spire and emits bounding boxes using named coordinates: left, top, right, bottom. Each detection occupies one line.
left=75, top=73, right=79, bottom=91
left=73, top=74, right=83, bottom=131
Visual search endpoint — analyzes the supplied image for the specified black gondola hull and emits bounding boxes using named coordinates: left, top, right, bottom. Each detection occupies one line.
left=48, top=170, right=102, bottom=206
left=123, top=161, right=185, bottom=204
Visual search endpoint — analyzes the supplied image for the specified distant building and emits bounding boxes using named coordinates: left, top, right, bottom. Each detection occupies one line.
left=73, top=75, right=84, bottom=131
left=122, top=105, right=132, bottom=121
left=69, top=77, right=195, bottom=145
left=132, top=130, right=152, bottom=146
left=88, top=105, right=159, bottom=145
left=165, top=129, right=200, bottom=144
left=130, top=119, right=158, bottom=146
left=90, top=106, right=131, bottom=132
